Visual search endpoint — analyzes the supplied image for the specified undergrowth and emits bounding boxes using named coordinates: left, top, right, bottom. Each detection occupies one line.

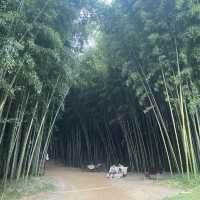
left=0, top=177, right=55, bottom=200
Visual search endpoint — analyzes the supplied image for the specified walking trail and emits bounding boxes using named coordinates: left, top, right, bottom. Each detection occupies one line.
left=23, top=163, right=182, bottom=200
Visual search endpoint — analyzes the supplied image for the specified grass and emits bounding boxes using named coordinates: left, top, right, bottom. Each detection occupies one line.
left=164, top=187, right=200, bottom=200
left=0, top=177, right=55, bottom=200
left=163, top=174, right=200, bottom=189
left=160, top=174, right=200, bottom=200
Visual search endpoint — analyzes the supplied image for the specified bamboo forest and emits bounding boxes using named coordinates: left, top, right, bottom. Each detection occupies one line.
left=1, top=0, right=200, bottom=200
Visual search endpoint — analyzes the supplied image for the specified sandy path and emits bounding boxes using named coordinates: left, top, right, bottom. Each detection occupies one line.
left=23, top=163, right=181, bottom=200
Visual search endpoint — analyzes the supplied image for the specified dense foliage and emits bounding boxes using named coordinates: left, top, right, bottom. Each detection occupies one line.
left=1, top=0, right=200, bottom=187
left=56, top=0, right=200, bottom=176
left=0, top=0, right=90, bottom=183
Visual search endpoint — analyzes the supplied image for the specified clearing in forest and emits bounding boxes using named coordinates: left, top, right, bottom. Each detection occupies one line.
left=22, top=163, right=182, bottom=200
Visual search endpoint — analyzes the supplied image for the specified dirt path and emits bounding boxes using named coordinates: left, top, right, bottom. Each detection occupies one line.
left=23, top=163, right=182, bottom=200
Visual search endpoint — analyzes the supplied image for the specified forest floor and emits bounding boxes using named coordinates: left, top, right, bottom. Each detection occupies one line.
left=19, top=162, right=184, bottom=200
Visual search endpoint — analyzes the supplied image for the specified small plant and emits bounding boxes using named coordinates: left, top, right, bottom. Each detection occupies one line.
left=0, top=178, right=55, bottom=200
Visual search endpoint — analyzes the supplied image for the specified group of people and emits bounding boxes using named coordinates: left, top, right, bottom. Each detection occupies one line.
left=106, top=164, right=128, bottom=178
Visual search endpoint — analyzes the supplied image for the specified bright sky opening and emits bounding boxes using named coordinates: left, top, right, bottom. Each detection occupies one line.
left=101, top=0, right=112, bottom=5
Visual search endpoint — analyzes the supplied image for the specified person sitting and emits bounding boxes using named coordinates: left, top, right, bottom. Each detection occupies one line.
left=107, top=163, right=128, bottom=178
left=107, top=165, right=118, bottom=178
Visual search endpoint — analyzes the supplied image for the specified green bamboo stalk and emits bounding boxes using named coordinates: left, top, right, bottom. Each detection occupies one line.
left=16, top=102, right=38, bottom=179
left=26, top=77, right=60, bottom=177
left=162, top=70, right=184, bottom=174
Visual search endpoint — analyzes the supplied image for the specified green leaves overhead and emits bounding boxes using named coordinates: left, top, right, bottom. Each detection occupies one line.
left=0, top=0, right=91, bottom=182
left=1, top=0, right=200, bottom=182
left=55, top=0, right=200, bottom=174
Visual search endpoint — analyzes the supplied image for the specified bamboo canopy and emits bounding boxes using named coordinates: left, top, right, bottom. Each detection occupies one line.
left=1, top=0, right=200, bottom=187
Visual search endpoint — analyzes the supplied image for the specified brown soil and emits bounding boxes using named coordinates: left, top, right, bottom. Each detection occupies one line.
left=22, top=162, right=182, bottom=200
